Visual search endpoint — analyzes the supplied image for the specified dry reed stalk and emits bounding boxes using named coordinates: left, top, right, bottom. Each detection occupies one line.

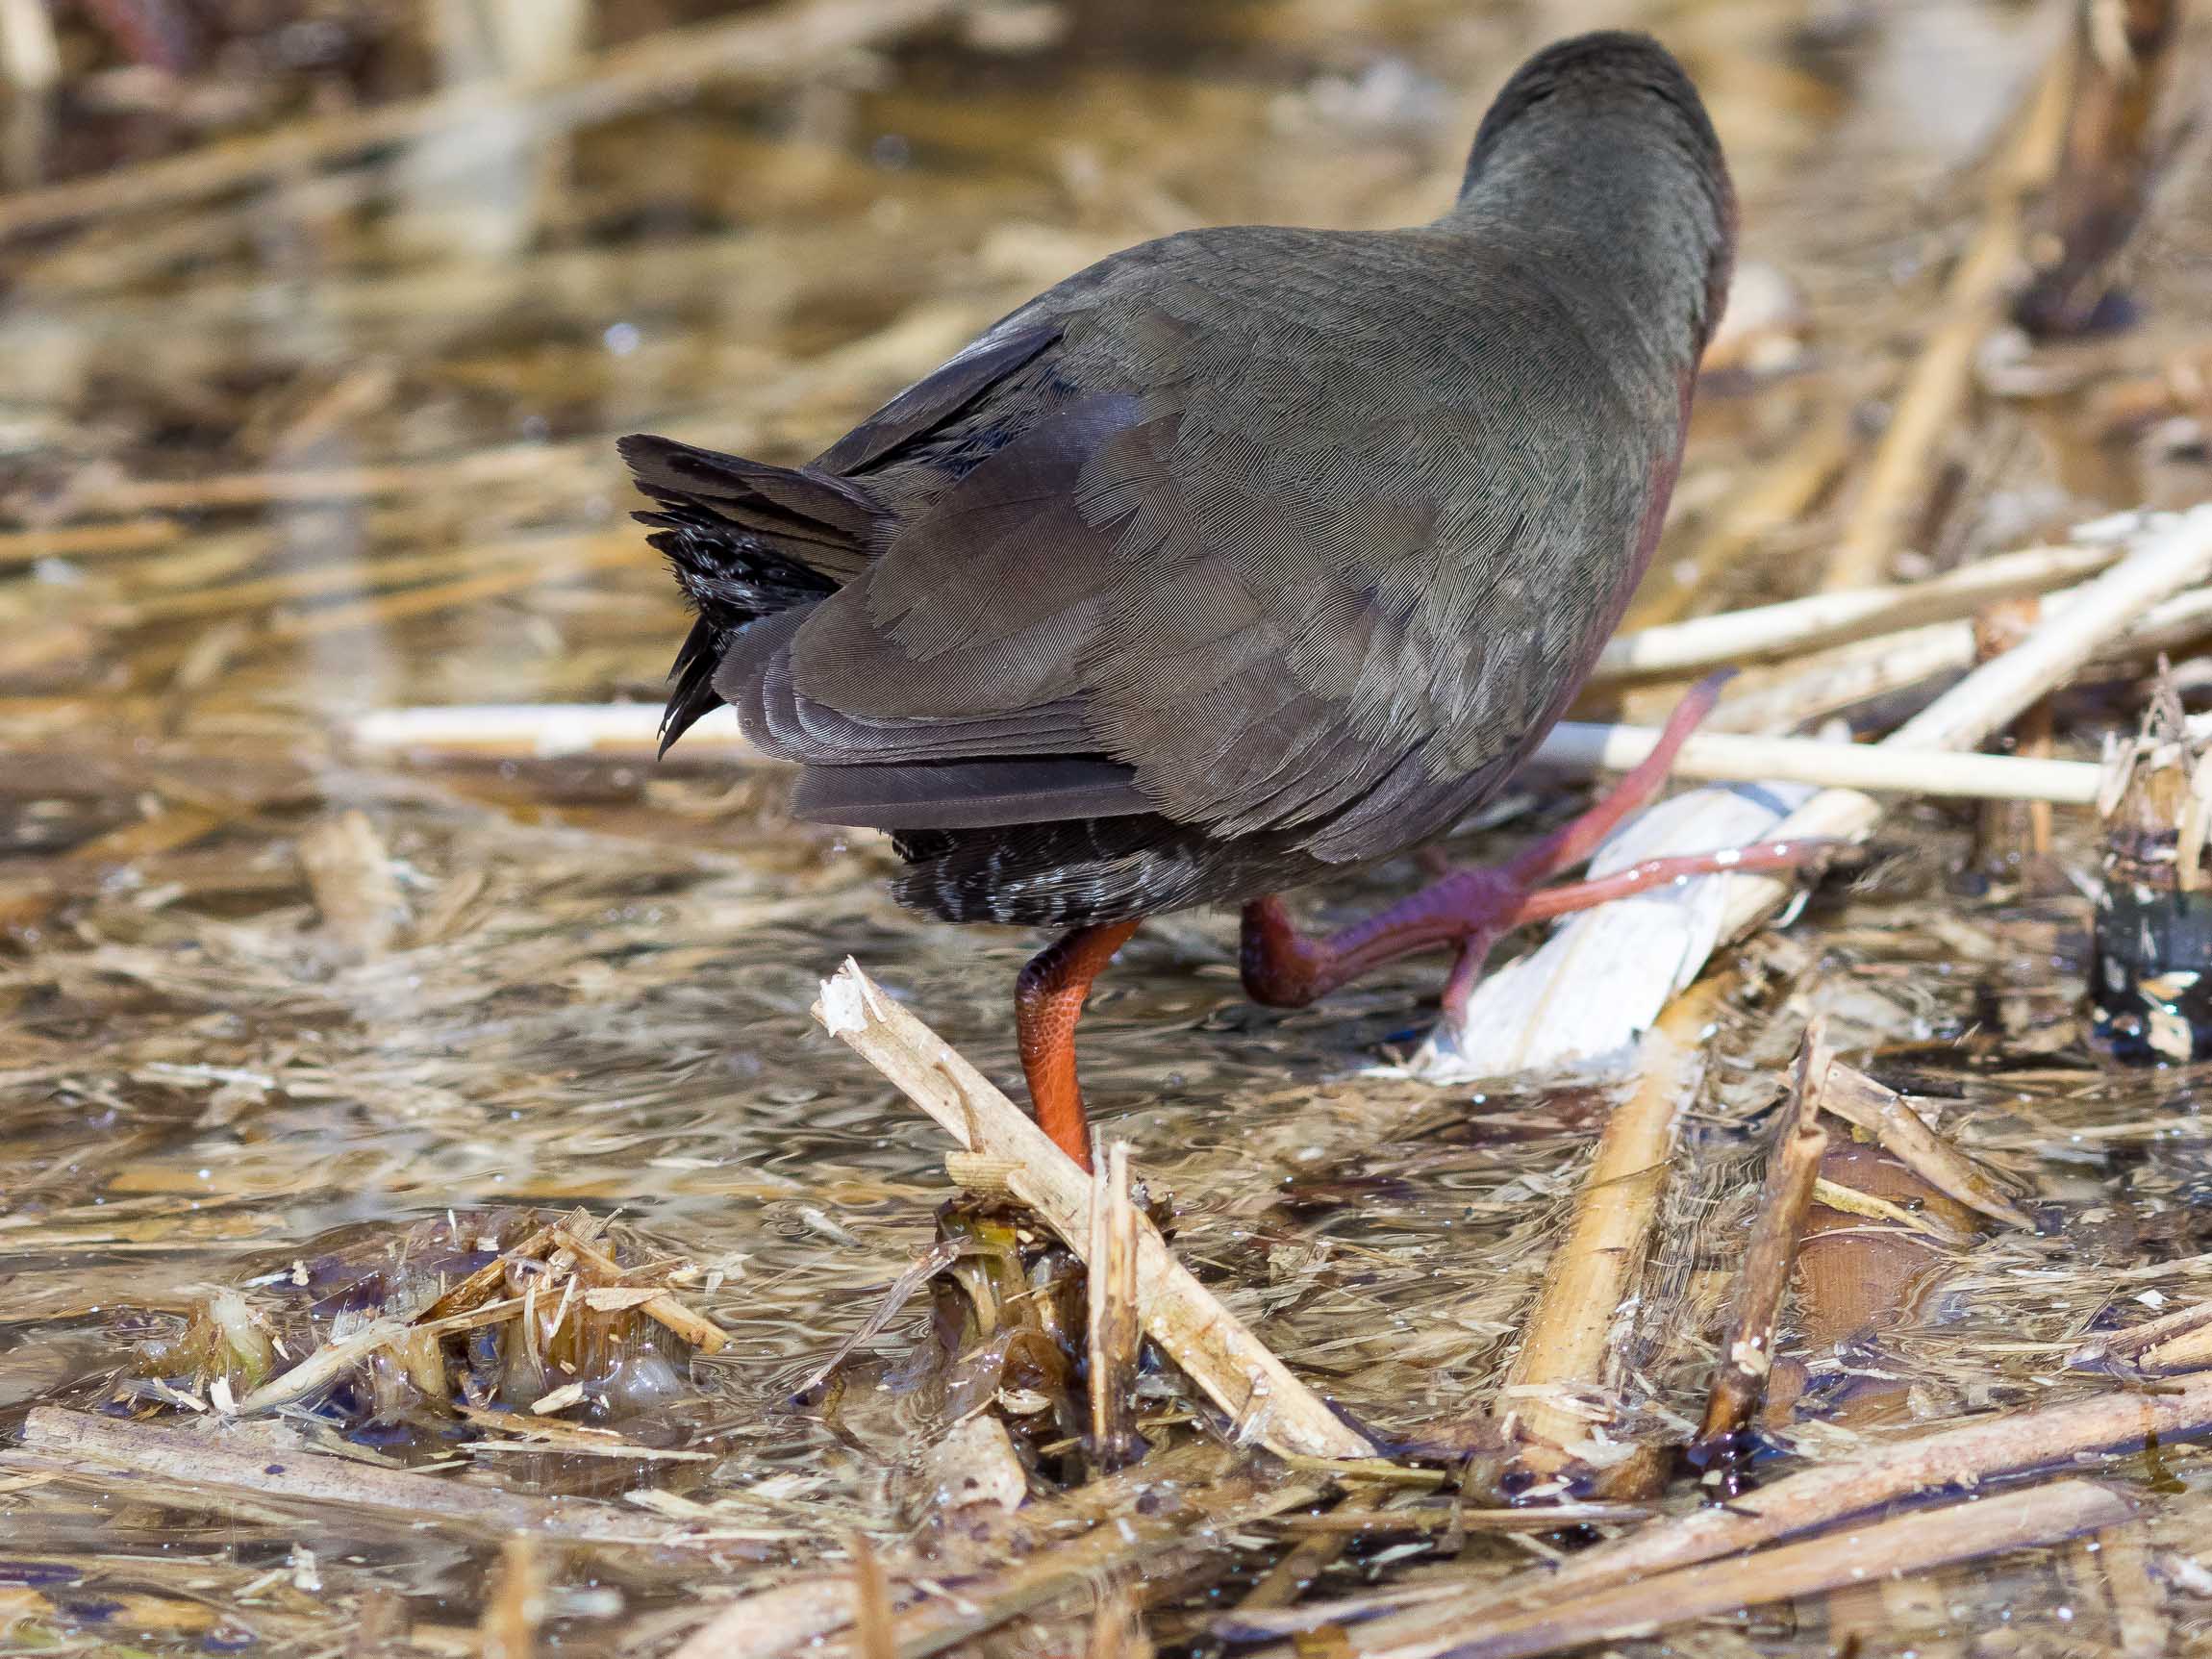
left=0, top=0, right=58, bottom=189
left=1089, top=1585, right=1151, bottom=1659
left=1326, top=1479, right=2131, bottom=1659
left=2085, top=1522, right=2172, bottom=1658
left=1719, top=504, right=2212, bottom=943
left=1596, top=540, right=2115, bottom=683
left=1087, top=1140, right=1144, bottom=1472
left=1258, top=1361, right=2212, bottom=1644
left=0, top=516, right=182, bottom=566
left=1970, top=595, right=2056, bottom=864
left=1691, top=1019, right=1832, bottom=1460
left=848, top=1533, right=894, bottom=1659
left=1704, top=580, right=2212, bottom=737
left=263, top=538, right=641, bottom=641
left=479, top=1535, right=545, bottom=1659
left=1538, top=723, right=2102, bottom=803
left=1235, top=1487, right=1384, bottom=1611
left=1486, top=982, right=1719, bottom=1487
left=811, top=960, right=1375, bottom=1460
left=1821, top=44, right=2075, bottom=590
left=9, top=1408, right=717, bottom=1549
left=669, top=1447, right=1326, bottom=1659
left=232, top=1316, right=415, bottom=1414
left=2070, top=1296, right=2212, bottom=1375
left=66, top=445, right=581, bottom=518
left=297, top=809, right=406, bottom=959
left=1814, top=1061, right=2032, bottom=1228
left=1532, top=1369, right=2212, bottom=1599
left=2015, top=0, right=2183, bottom=334
left=342, top=700, right=2104, bottom=803
left=96, top=533, right=607, bottom=630
left=1266, top=1503, right=1646, bottom=1535
left=0, top=0, right=967, bottom=241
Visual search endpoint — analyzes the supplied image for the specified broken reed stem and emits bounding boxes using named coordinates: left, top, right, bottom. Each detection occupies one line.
left=848, top=1533, right=894, bottom=1659
left=1489, top=981, right=1719, bottom=1486
left=479, top=1535, right=545, bottom=1659
left=8, top=1408, right=710, bottom=1549
left=1332, top=1480, right=2132, bottom=1659
left=2015, top=0, right=2182, bottom=335
left=1595, top=540, right=2115, bottom=683
left=811, top=960, right=1375, bottom=1461
left=1538, top=1369, right=2212, bottom=1599
left=1691, top=1018, right=1832, bottom=1460
left=1540, top=723, right=2101, bottom=803
left=1821, top=39, right=2074, bottom=591
left=2070, top=1296, right=2212, bottom=1376
left=1088, top=1139, right=1144, bottom=1473
left=1814, top=1060, right=2032, bottom=1229
left=0, top=0, right=966, bottom=242
left=1720, top=504, right=2212, bottom=943
left=344, top=701, right=2106, bottom=804
left=1275, top=1364, right=2212, bottom=1651
left=670, top=1447, right=1326, bottom=1659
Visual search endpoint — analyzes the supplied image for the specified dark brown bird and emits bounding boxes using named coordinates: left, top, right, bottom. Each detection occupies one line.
left=626, top=32, right=1780, bottom=1168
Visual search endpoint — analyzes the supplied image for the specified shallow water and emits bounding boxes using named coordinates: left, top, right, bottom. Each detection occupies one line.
left=5, top=1, right=2212, bottom=1654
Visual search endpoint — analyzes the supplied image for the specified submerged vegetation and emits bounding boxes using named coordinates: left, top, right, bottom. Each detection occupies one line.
left=4, top=1, right=2212, bottom=1655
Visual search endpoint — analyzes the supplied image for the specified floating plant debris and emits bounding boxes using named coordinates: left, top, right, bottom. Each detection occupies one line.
left=5, top=1, right=2212, bottom=1655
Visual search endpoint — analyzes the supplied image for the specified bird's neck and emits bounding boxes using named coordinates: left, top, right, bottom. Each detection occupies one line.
left=1440, top=114, right=1733, bottom=377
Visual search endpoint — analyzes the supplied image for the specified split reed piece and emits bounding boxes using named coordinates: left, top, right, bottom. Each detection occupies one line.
left=1486, top=980, right=1719, bottom=1489
left=811, top=960, right=1375, bottom=1461
left=1813, top=1060, right=2032, bottom=1228
left=1690, top=1018, right=1832, bottom=1461
left=1087, top=1140, right=1144, bottom=1473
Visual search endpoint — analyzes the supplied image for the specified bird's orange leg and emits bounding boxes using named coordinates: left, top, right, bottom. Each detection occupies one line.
left=1242, top=672, right=1834, bottom=1018
left=1017, top=918, right=1144, bottom=1170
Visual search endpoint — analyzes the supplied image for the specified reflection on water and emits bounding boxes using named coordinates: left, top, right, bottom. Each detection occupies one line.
left=4, top=0, right=2212, bottom=1652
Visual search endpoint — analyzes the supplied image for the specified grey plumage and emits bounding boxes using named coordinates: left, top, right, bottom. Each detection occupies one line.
left=626, top=31, right=1736, bottom=928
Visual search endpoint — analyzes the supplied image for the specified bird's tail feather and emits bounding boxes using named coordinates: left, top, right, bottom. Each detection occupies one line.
left=618, top=434, right=875, bottom=754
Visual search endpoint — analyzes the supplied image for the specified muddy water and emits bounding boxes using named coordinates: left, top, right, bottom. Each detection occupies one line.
left=4, top=1, right=2212, bottom=1653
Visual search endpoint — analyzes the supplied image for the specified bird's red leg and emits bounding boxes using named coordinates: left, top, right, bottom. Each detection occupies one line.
left=1017, top=918, right=1144, bottom=1170
left=1243, top=672, right=1834, bottom=1013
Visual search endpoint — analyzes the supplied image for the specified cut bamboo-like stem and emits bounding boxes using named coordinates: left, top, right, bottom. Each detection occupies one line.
left=1719, top=504, right=2212, bottom=943
left=1691, top=1020, right=1832, bottom=1461
left=345, top=701, right=2106, bottom=804
left=1087, top=1140, right=1144, bottom=1473
left=1338, top=1480, right=2131, bottom=1659
left=811, top=961, right=1375, bottom=1461
left=1540, top=723, right=2101, bottom=803
left=1596, top=540, right=2113, bottom=683
left=1488, top=982, right=1718, bottom=1484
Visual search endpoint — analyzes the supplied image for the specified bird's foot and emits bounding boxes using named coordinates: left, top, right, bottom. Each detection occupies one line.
left=1241, top=670, right=1839, bottom=1021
